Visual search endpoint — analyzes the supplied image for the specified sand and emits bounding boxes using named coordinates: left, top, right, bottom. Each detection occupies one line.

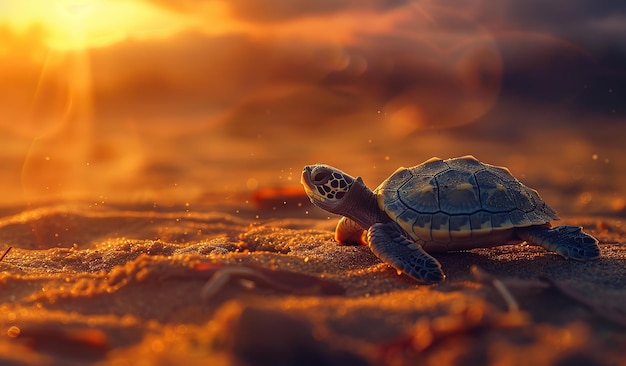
left=0, top=191, right=624, bottom=366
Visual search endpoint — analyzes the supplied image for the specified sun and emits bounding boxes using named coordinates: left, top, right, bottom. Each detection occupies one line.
left=0, top=0, right=190, bottom=50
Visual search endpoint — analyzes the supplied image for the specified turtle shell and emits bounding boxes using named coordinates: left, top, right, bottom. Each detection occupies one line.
left=374, top=155, right=559, bottom=245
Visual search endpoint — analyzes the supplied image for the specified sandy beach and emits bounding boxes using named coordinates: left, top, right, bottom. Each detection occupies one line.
left=0, top=195, right=625, bottom=365
left=1, top=1, right=626, bottom=365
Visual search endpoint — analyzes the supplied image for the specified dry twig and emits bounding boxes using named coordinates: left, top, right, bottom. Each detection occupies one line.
left=168, top=263, right=346, bottom=299
left=0, top=246, right=12, bottom=262
left=199, top=264, right=346, bottom=298
left=470, top=265, right=520, bottom=312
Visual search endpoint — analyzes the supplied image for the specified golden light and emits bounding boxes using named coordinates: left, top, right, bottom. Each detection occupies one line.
left=0, top=0, right=192, bottom=50
left=0, top=0, right=189, bottom=202
left=0, top=0, right=242, bottom=203
left=0, top=0, right=509, bottom=204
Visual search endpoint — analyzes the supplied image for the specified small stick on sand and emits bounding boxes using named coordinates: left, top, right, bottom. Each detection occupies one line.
left=201, top=267, right=264, bottom=299
left=538, top=276, right=626, bottom=328
left=0, top=247, right=12, bottom=262
left=200, top=265, right=345, bottom=299
left=470, top=265, right=520, bottom=312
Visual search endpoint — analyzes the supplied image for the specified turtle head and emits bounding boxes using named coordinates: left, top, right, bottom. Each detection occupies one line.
left=301, top=164, right=360, bottom=214
left=302, top=164, right=385, bottom=229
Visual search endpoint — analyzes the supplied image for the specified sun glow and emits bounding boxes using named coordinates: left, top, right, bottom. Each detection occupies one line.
left=0, top=0, right=192, bottom=50
left=0, top=0, right=194, bottom=201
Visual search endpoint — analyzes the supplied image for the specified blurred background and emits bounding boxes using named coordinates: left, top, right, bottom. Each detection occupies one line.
left=0, top=0, right=624, bottom=216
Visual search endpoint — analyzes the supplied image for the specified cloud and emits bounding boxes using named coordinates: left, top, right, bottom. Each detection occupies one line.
left=420, top=0, right=626, bottom=113
left=587, top=14, right=626, bottom=48
left=2, top=0, right=625, bottom=141
left=224, top=0, right=409, bottom=22
left=86, top=3, right=504, bottom=139
left=503, top=0, right=625, bottom=27
left=145, top=0, right=410, bottom=22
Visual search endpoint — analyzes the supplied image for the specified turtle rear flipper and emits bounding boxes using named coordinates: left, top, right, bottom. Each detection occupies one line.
left=367, top=222, right=445, bottom=284
left=516, top=225, right=600, bottom=260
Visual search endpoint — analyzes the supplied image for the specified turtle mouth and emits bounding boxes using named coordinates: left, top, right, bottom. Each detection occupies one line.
left=300, top=166, right=311, bottom=184
left=300, top=166, right=317, bottom=198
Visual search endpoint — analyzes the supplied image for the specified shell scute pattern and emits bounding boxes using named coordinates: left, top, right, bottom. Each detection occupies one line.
left=470, top=211, right=493, bottom=234
left=445, top=155, right=484, bottom=173
left=431, top=212, right=451, bottom=242
left=385, top=167, right=414, bottom=187
left=435, top=170, right=480, bottom=214
left=410, top=157, right=449, bottom=177
left=509, top=209, right=532, bottom=226
left=525, top=209, right=547, bottom=223
left=396, top=208, right=419, bottom=230
left=384, top=200, right=407, bottom=219
left=510, top=185, right=536, bottom=212
left=399, top=175, right=439, bottom=214
left=474, top=170, right=516, bottom=212
left=378, top=156, right=556, bottom=242
left=375, top=167, right=413, bottom=213
left=491, top=212, right=513, bottom=228
left=449, top=215, right=472, bottom=239
left=414, top=214, right=433, bottom=240
left=541, top=203, right=559, bottom=220
left=487, top=166, right=518, bottom=183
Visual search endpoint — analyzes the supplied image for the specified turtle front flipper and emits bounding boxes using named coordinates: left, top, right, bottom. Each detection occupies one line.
left=367, top=222, right=445, bottom=284
left=516, top=225, right=600, bottom=260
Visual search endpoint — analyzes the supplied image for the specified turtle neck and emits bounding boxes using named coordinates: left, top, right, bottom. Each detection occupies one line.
left=335, top=177, right=391, bottom=230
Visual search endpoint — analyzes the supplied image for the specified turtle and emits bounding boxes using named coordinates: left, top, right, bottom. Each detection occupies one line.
left=300, top=155, right=600, bottom=284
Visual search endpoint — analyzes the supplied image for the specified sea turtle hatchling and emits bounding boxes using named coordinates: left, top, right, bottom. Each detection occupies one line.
left=301, top=155, right=600, bottom=284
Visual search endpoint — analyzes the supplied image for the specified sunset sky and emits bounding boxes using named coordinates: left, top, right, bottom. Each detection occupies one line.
left=0, top=0, right=624, bottom=203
